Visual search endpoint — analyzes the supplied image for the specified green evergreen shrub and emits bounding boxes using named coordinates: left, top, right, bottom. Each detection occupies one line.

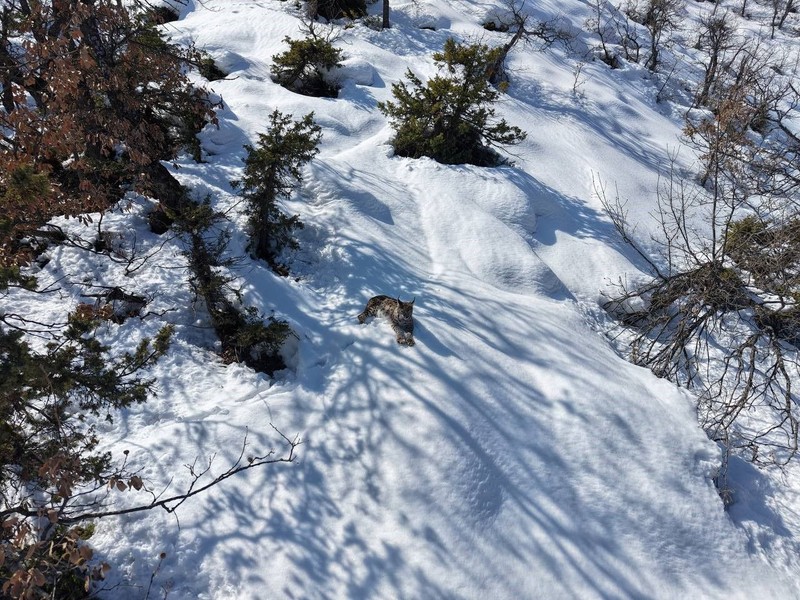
left=176, top=200, right=293, bottom=374
left=232, top=110, right=322, bottom=267
left=271, top=36, right=343, bottom=97
left=198, top=53, right=228, bottom=82
left=0, top=311, right=172, bottom=598
left=312, top=0, right=367, bottom=20
left=378, top=38, right=526, bottom=166
left=726, top=215, right=800, bottom=294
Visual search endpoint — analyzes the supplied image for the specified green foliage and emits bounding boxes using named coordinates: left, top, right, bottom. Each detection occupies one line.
left=723, top=214, right=800, bottom=348
left=176, top=199, right=293, bottom=374
left=648, top=262, right=749, bottom=314
left=198, top=54, right=228, bottom=82
left=0, top=319, right=172, bottom=488
left=228, top=307, right=292, bottom=372
left=313, top=0, right=367, bottom=20
left=726, top=215, right=767, bottom=248
left=0, top=165, right=53, bottom=248
left=2, top=165, right=51, bottom=206
left=378, top=39, right=527, bottom=166
left=173, top=198, right=223, bottom=237
left=0, top=307, right=172, bottom=598
left=0, top=263, right=37, bottom=292
left=232, top=110, right=322, bottom=266
left=271, top=36, right=343, bottom=97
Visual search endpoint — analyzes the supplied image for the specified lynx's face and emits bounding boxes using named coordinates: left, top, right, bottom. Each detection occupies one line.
left=395, top=299, right=414, bottom=325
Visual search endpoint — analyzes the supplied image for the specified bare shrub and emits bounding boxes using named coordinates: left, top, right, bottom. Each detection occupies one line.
left=625, top=0, right=685, bottom=71
left=599, top=48, right=800, bottom=465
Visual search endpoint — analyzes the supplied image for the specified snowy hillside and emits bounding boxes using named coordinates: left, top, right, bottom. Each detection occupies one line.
left=7, top=0, right=800, bottom=597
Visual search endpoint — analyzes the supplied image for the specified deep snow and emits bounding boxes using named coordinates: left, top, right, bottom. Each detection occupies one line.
left=10, top=0, right=800, bottom=597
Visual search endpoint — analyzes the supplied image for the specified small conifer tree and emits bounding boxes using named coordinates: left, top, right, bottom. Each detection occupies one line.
left=311, top=0, right=367, bottom=21
left=271, top=36, right=343, bottom=97
left=0, top=312, right=172, bottom=597
left=378, top=39, right=526, bottom=166
left=232, top=110, right=322, bottom=267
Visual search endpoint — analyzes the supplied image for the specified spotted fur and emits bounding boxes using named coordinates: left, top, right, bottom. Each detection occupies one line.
left=358, top=295, right=415, bottom=346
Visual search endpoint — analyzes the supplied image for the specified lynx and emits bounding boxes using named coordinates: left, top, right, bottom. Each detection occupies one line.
left=358, top=295, right=415, bottom=346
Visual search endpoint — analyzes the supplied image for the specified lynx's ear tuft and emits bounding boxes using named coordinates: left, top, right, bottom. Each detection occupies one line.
left=411, top=297, right=415, bottom=305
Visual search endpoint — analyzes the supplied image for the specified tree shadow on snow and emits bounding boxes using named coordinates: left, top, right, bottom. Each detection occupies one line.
left=170, top=255, right=735, bottom=598
left=126, top=99, right=740, bottom=598
left=725, top=457, right=793, bottom=540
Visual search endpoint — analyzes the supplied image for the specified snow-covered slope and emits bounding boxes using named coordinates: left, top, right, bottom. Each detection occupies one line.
left=52, top=0, right=800, bottom=597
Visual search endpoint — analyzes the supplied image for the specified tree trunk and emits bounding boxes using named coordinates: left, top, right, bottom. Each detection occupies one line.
left=698, top=52, right=718, bottom=106
left=140, top=162, right=189, bottom=214
left=779, top=0, right=794, bottom=28
left=646, top=33, right=659, bottom=71
left=486, top=23, right=526, bottom=85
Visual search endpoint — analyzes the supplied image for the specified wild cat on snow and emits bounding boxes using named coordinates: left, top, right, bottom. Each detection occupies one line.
left=357, top=295, right=415, bottom=346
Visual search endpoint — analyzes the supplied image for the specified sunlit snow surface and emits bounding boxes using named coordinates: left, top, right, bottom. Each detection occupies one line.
left=44, top=0, right=800, bottom=597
